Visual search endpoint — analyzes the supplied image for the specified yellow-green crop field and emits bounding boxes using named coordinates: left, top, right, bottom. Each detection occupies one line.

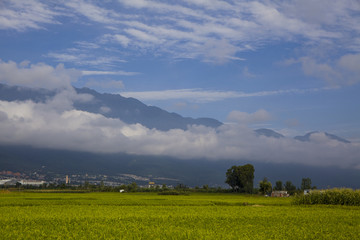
left=1, top=191, right=359, bottom=239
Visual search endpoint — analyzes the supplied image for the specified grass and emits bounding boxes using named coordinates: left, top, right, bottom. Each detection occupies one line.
left=1, top=191, right=359, bottom=239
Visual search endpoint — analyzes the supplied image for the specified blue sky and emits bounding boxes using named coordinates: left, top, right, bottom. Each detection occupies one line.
left=1, top=0, right=360, bottom=139
left=1, top=0, right=360, bottom=168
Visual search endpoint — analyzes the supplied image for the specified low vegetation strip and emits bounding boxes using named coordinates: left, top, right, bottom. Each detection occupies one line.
left=294, top=188, right=360, bottom=206
left=1, top=192, right=360, bottom=239
left=157, top=191, right=189, bottom=195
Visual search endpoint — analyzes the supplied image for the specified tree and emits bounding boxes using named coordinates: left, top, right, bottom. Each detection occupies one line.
left=15, top=182, right=22, bottom=189
left=127, top=182, right=138, bottom=192
left=225, top=164, right=254, bottom=193
left=284, top=181, right=297, bottom=195
left=301, top=178, right=312, bottom=190
left=84, top=181, right=90, bottom=190
left=175, top=183, right=187, bottom=190
left=259, top=177, right=272, bottom=195
left=100, top=180, right=105, bottom=191
left=274, top=180, right=283, bottom=191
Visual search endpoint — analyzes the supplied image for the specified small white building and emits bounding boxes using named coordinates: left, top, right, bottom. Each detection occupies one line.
left=304, top=189, right=312, bottom=195
left=19, top=180, right=46, bottom=186
left=0, top=179, right=14, bottom=185
left=271, top=191, right=289, bottom=197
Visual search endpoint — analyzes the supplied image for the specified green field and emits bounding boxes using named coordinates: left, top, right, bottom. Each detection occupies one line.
left=1, top=191, right=359, bottom=239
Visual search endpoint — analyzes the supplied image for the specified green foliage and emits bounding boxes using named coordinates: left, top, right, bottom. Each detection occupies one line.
left=225, top=164, right=254, bottom=193
left=126, top=182, right=139, bottom=192
left=301, top=177, right=312, bottom=190
left=294, top=188, right=360, bottom=206
left=259, top=177, right=272, bottom=195
left=0, top=192, right=360, bottom=239
left=274, top=180, right=283, bottom=191
left=284, top=181, right=297, bottom=195
left=175, top=183, right=188, bottom=190
left=157, top=191, right=189, bottom=195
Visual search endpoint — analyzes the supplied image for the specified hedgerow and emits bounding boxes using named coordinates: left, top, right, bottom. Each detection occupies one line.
left=293, top=188, right=360, bottom=206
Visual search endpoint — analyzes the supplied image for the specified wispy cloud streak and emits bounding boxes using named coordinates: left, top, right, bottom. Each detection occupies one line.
left=120, top=87, right=335, bottom=103
left=2, top=1, right=358, bottom=64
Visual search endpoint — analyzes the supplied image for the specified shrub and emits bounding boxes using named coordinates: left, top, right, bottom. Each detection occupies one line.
left=293, top=188, right=360, bottom=206
left=157, top=191, right=189, bottom=196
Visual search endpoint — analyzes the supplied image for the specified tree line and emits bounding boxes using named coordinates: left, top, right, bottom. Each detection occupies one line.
left=226, top=164, right=316, bottom=195
left=2, top=164, right=315, bottom=195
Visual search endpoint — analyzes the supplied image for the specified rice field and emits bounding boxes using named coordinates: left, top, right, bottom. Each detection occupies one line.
left=1, top=191, right=359, bottom=239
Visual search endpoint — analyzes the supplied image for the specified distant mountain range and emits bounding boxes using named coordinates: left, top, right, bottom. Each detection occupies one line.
left=255, top=128, right=350, bottom=143
left=0, top=83, right=350, bottom=143
left=294, top=131, right=351, bottom=143
left=1, top=145, right=359, bottom=189
left=0, top=83, right=351, bottom=142
left=255, top=128, right=285, bottom=138
left=0, top=83, right=355, bottom=188
left=0, top=83, right=222, bottom=131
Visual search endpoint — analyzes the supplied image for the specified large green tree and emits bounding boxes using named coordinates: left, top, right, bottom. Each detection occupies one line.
left=284, top=181, right=297, bottom=195
left=259, top=177, right=272, bottom=195
left=225, top=164, right=254, bottom=193
left=274, top=180, right=283, bottom=191
left=301, top=178, right=312, bottom=190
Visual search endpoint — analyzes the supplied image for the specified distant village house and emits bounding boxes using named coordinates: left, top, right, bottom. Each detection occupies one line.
left=271, top=191, right=289, bottom=197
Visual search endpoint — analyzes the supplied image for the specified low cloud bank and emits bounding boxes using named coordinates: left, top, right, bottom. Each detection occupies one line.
left=0, top=60, right=80, bottom=90
left=0, top=60, right=358, bottom=170
left=0, top=94, right=359, bottom=170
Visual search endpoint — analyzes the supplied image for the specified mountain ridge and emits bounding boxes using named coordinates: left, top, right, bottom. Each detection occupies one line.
left=0, top=83, right=351, bottom=143
left=294, top=131, right=351, bottom=143
left=0, top=83, right=222, bottom=131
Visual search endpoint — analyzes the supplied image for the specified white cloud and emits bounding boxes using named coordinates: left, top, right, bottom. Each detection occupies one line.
left=338, top=54, right=360, bottom=74
left=200, top=39, right=240, bottom=64
left=227, top=109, right=271, bottom=124
left=282, top=0, right=360, bottom=27
left=125, top=28, right=161, bottom=43
left=246, top=1, right=339, bottom=40
left=287, top=54, right=360, bottom=86
left=120, top=89, right=237, bottom=102
left=0, top=98, right=359, bottom=169
left=47, top=52, right=126, bottom=67
left=113, top=34, right=131, bottom=47
left=100, top=106, right=111, bottom=114
left=2, top=0, right=359, bottom=64
left=0, top=60, right=81, bottom=90
left=0, top=0, right=59, bottom=31
left=75, top=41, right=100, bottom=49
left=64, top=0, right=120, bottom=24
left=82, top=70, right=138, bottom=76
left=114, top=0, right=356, bottom=63
left=182, top=0, right=233, bottom=11
left=300, top=57, right=342, bottom=86
left=120, top=0, right=207, bottom=19
left=242, top=66, right=256, bottom=78
left=85, top=80, right=124, bottom=90
left=120, top=87, right=332, bottom=103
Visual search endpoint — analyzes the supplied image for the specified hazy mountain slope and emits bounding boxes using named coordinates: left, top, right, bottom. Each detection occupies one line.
left=1, top=145, right=359, bottom=189
left=0, top=83, right=222, bottom=131
left=294, top=131, right=351, bottom=143
left=75, top=87, right=222, bottom=131
left=0, top=83, right=53, bottom=102
left=254, top=128, right=284, bottom=138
